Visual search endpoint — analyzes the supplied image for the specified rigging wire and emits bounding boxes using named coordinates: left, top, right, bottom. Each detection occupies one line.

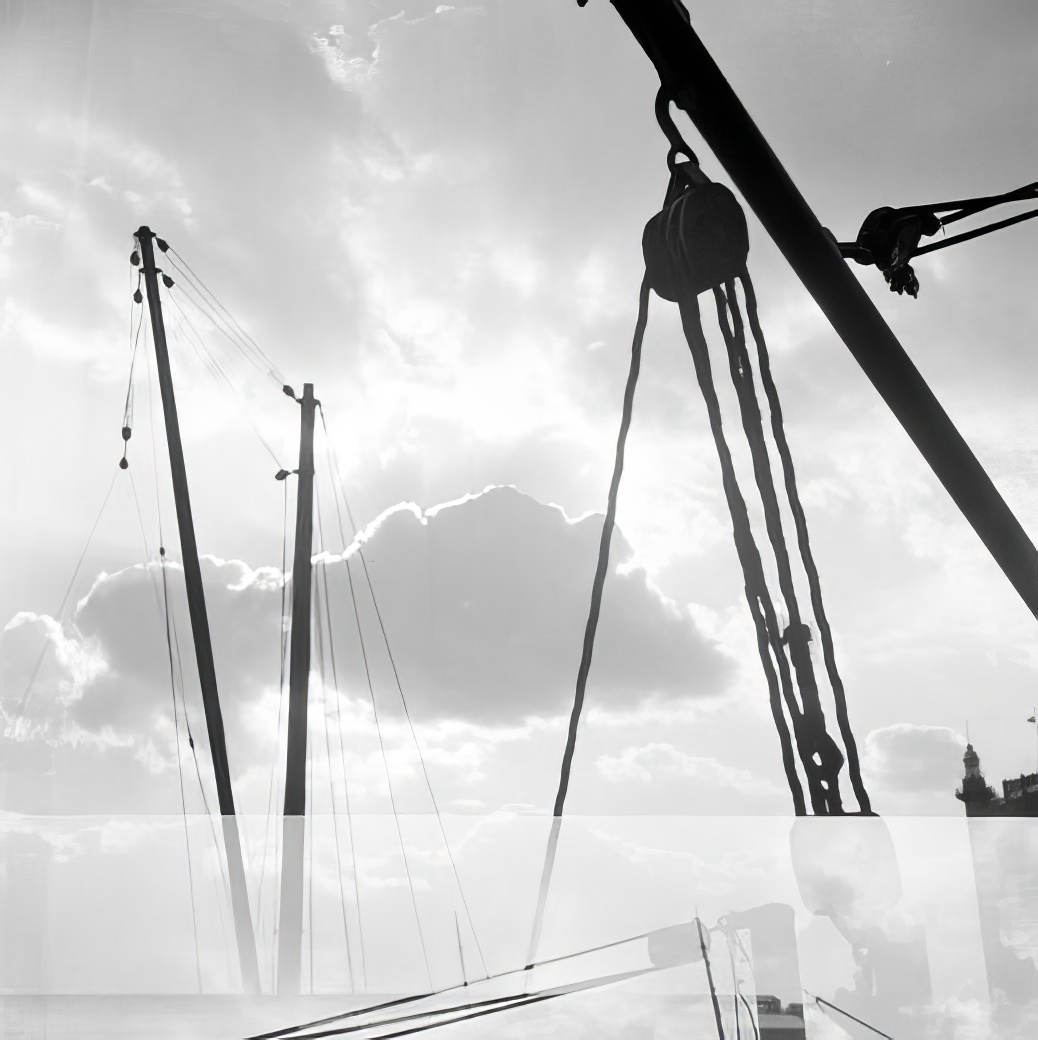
left=163, top=246, right=286, bottom=387
left=163, top=287, right=285, bottom=468
left=160, top=540, right=205, bottom=993
left=249, top=919, right=688, bottom=1040
left=7, top=467, right=120, bottom=727
left=265, top=966, right=657, bottom=1040
left=309, top=697, right=316, bottom=994
left=314, top=495, right=360, bottom=993
left=328, top=468, right=435, bottom=993
left=316, top=406, right=489, bottom=982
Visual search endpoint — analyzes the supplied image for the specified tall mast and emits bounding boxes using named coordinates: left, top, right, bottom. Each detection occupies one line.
left=136, top=226, right=262, bottom=995
left=601, top=0, right=1038, bottom=621
left=277, top=382, right=317, bottom=994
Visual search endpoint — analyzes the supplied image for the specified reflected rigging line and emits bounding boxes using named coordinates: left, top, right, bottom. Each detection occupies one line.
left=806, top=992, right=895, bottom=1040
left=248, top=919, right=675, bottom=1040
left=258, top=966, right=656, bottom=1040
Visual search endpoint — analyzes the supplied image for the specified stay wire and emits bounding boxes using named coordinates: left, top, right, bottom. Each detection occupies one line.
left=164, top=288, right=284, bottom=467
left=8, top=467, right=119, bottom=726
left=315, top=488, right=361, bottom=993
left=163, top=247, right=285, bottom=387
left=123, top=300, right=145, bottom=430
left=676, top=291, right=806, bottom=815
left=126, top=460, right=203, bottom=991
left=334, top=486, right=434, bottom=993
left=168, top=271, right=280, bottom=389
left=309, top=677, right=316, bottom=993
left=317, top=405, right=487, bottom=982
left=739, top=273, right=871, bottom=814
left=160, top=526, right=204, bottom=993
left=261, top=966, right=657, bottom=1040
left=711, top=281, right=832, bottom=815
left=257, top=480, right=293, bottom=946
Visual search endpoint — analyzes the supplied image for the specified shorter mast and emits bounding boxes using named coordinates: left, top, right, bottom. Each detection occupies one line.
left=277, top=382, right=318, bottom=995
left=136, top=226, right=261, bottom=995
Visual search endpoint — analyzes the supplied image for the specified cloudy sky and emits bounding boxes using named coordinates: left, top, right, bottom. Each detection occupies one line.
left=2, top=0, right=1038, bottom=1014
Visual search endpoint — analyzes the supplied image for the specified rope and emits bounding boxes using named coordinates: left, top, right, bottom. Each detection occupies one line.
left=524, top=275, right=651, bottom=972
left=711, top=281, right=837, bottom=814
left=914, top=206, right=1038, bottom=256
left=740, top=273, right=871, bottom=814
left=676, top=291, right=806, bottom=814
left=554, top=273, right=651, bottom=816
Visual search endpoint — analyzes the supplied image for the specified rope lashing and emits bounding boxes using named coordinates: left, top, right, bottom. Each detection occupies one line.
left=837, top=180, right=1038, bottom=297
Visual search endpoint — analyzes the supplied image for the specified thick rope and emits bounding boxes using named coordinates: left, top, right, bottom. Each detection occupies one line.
left=524, top=275, right=652, bottom=974
left=677, top=292, right=806, bottom=814
left=552, top=273, right=652, bottom=817
left=712, top=281, right=840, bottom=814
left=740, top=273, right=871, bottom=814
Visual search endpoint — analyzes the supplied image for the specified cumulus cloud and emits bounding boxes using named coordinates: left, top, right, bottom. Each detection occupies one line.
left=1, top=486, right=731, bottom=813
left=594, top=742, right=784, bottom=814
left=862, top=723, right=967, bottom=814
left=322, top=485, right=731, bottom=723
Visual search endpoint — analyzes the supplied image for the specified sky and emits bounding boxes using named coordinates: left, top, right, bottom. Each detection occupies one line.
left=2, top=0, right=1038, bottom=1022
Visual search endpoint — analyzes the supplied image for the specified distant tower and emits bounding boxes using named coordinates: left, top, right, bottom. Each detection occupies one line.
left=956, top=743, right=998, bottom=815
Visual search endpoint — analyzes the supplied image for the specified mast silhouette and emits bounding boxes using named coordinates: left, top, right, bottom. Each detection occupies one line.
left=277, top=382, right=317, bottom=994
left=136, top=226, right=261, bottom=995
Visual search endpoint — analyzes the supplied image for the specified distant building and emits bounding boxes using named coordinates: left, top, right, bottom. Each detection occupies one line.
left=956, top=743, right=1038, bottom=816
left=756, top=995, right=806, bottom=1040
